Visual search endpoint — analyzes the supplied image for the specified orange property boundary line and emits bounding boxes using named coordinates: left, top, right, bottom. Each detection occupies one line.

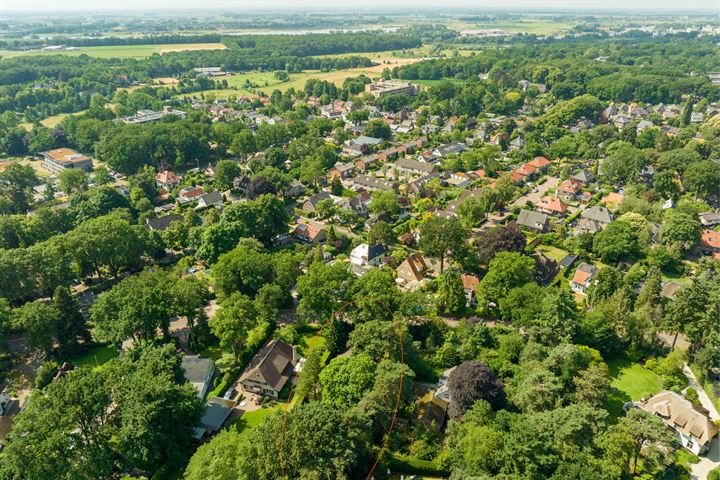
left=278, top=296, right=406, bottom=480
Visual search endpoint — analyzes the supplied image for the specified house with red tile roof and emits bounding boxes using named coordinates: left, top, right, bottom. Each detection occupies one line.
left=156, top=170, right=181, bottom=189
left=537, top=197, right=568, bottom=216
left=699, top=229, right=720, bottom=258
left=294, top=222, right=327, bottom=244
left=460, top=274, right=480, bottom=306
left=529, top=156, right=551, bottom=170
left=570, top=262, right=600, bottom=294
left=556, top=179, right=582, bottom=202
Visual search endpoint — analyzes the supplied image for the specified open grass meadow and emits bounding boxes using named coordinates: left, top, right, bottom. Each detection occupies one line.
left=0, top=43, right=226, bottom=60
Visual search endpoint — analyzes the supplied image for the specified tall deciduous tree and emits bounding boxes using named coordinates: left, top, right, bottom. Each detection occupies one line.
left=209, top=292, right=259, bottom=357
left=419, top=216, right=467, bottom=273
left=448, top=361, right=506, bottom=419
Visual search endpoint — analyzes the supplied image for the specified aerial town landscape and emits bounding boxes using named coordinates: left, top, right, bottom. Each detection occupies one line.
left=0, top=1, right=719, bottom=479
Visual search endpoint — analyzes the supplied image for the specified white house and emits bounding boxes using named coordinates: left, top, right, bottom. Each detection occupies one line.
left=570, top=262, right=599, bottom=294
left=350, top=243, right=386, bottom=276
left=638, top=390, right=719, bottom=455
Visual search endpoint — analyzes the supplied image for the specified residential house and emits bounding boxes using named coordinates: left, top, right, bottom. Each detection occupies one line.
left=407, top=173, right=442, bottom=198
left=196, top=191, right=224, bottom=210
left=513, top=163, right=538, bottom=181
left=399, top=137, right=427, bottom=155
left=638, top=390, right=719, bottom=455
left=536, top=197, right=568, bottom=216
left=355, top=155, right=380, bottom=172
left=580, top=206, right=613, bottom=229
left=287, top=179, right=305, bottom=198
left=343, top=191, right=372, bottom=217
left=178, top=186, right=205, bottom=203
left=601, top=192, right=625, bottom=211
left=699, top=229, right=720, bottom=258
left=146, top=213, right=183, bottom=232
left=193, top=397, right=236, bottom=439
left=517, top=209, right=549, bottom=232
left=508, top=136, right=525, bottom=150
left=377, top=147, right=400, bottom=162
left=238, top=339, right=299, bottom=399
left=446, top=172, right=475, bottom=188
left=572, top=169, right=595, bottom=187
left=351, top=174, right=395, bottom=192
left=396, top=252, right=430, bottom=289
left=349, top=135, right=383, bottom=148
left=294, top=222, right=327, bottom=244
left=570, top=262, right=600, bottom=294
left=460, top=274, right=480, bottom=306
left=302, top=192, right=332, bottom=212
left=328, top=162, right=356, bottom=180
left=40, top=148, right=93, bottom=174
left=233, top=175, right=251, bottom=194
left=489, top=132, right=509, bottom=147
left=433, top=142, right=466, bottom=158
left=350, top=244, right=386, bottom=276
left=528, top=156, right=552, bottom=172
left=394, top=158, right=439, bottom=177
left=182, top=355, right=215, bottom=400
left=700, top=212, right=720, bottom=227
left=556, top=179, right=582, bottom=202
left=156, top=170, right=181, bottom=189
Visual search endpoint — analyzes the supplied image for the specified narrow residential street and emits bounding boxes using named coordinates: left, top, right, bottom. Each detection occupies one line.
left=684, top=365, right=720, bottom=480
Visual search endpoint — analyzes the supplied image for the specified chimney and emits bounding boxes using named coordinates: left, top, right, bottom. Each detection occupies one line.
left=292, top=346, right=298, bottom=365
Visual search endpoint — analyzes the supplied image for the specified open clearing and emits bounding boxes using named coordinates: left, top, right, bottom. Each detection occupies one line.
left=20, top=110, right=86, bottom=131
left=176, top=56, right=425, bottom=100
left=0, top=43, right=226, bottom=59
left=606, top=358, right=663, bottom=419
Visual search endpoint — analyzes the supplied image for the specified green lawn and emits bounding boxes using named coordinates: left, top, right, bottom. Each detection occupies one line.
left=232, top=406, right=279, bottom=434
left=535, top=245, right=570, bottom=263
left=0, top=43, right=226, bottom=59
left=606, top=358, right=663, bottom=420
left=67, top=344, right=119, bottom=370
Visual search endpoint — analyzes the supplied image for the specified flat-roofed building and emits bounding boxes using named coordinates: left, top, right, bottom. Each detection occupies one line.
left=40, top=148, right=93, bottom=174
left=366, top=80, right=420, bottom=99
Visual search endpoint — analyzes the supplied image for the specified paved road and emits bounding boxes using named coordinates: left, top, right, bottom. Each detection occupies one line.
left=685, top=365, right=720, bottom=480
left=513, top=176, right=559, bottom=207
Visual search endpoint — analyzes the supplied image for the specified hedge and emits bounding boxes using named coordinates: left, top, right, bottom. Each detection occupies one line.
left=388, top=453, right=449, bottom=477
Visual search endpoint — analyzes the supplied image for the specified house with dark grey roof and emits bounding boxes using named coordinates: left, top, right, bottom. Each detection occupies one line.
left=700, top=212, right=720, bottom=227
left=517, top=209, right=549, bottom=232
left=351, top=174, right=395, bottom=192
left=302, top=192, right=332, bottom=212
left=196, top=191, right=224, bottom=210
left=350, top=135, right=383, bottom=147
left=238, top=340, right=298, bottom=399
left=146, top=213, right=183, bottom=232
left=394, top=158, right=439, bottom=176
left=182, top=355, right=215, bottom=400
left=572, top=169, right=595, bottom=186
left=580, top=206, right=613, bottom=228
left=194, top=397, right=237, bottom=439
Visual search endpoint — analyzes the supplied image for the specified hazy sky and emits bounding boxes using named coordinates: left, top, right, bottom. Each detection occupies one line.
left=1, top=0, right=718, bottom=12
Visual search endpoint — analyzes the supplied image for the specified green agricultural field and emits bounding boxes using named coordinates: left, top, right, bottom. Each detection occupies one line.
left=0, top=43, right=226, bottom=60
left=448, top=18, right=576, bottom=35
left=606, top=358, right=663, bottom=419
left=21, top=110, right=87, bottom=131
